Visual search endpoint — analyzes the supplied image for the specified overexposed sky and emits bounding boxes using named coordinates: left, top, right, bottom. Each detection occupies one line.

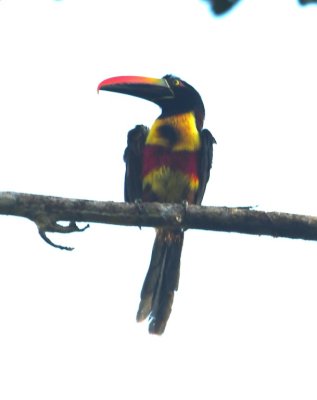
left=1, top=1, right=317, bottom=399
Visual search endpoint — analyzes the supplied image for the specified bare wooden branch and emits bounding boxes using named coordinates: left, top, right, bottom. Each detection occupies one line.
left=1, top=191, right=317, bottom=247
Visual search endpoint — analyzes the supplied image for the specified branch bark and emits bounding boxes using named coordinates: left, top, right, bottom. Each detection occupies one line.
left=1, top=191, right=317, bottom=249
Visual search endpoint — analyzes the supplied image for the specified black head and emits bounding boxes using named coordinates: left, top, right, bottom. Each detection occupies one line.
left=159, top=75, right=205, bottom=128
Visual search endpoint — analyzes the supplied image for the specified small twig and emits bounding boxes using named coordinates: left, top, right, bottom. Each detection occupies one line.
left=38, top=229, right=74, bottom=251
left=34, top=214, right=89, bottom=250
left=235, top=205, right=258, bottom=210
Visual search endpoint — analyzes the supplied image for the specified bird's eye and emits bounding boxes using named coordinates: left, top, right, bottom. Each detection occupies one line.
left=173, top=79, right=180, bottom=86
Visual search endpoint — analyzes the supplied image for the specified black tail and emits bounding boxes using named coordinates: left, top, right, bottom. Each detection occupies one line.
left=136, top=228, right=184, bottom=334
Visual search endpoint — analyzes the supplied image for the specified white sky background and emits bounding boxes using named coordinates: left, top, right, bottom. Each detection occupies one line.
left=1, top=0, right=317, bottom=398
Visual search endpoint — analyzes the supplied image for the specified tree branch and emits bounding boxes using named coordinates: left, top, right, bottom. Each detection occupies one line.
left=203, top=0, right=317, bottom=16
left=0, top=191, right=317, bottom=250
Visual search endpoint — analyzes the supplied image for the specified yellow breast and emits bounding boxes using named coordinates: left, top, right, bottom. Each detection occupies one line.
left=146, top=111, right=201, bottom=151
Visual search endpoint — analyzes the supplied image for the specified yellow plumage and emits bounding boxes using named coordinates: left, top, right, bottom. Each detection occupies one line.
left=142, top=111, right=201, bottom=202
left=143, top=167, right=199, bottom=202
left=146, top=111, right=201, bottom=151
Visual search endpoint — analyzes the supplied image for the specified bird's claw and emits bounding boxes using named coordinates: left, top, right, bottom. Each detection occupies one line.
left=134, top=199, right=144, bottom=229
left=179, top=200, right=188, bottom=231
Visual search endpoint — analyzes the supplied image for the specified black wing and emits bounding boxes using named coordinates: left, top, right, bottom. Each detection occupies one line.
left=195, top=128, right=216, bottom=205
left=123, top=125, right=148, bottom=202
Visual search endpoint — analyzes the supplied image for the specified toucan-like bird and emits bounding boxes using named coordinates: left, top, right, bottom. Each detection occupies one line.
left=98, top=75, right=216, bottom=334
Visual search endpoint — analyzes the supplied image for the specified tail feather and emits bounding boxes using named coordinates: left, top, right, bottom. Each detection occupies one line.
left=136, top=229, right=184, bottom=335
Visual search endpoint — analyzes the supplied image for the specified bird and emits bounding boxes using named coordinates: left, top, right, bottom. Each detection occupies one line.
left=98, top=75, right=216, bottom=334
